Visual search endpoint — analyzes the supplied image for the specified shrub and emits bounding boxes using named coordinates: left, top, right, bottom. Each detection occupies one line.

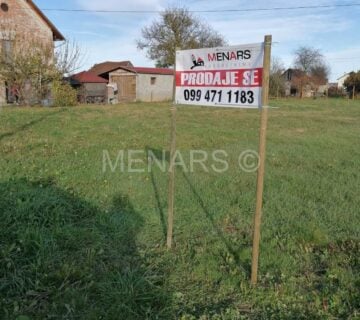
left=52, top=80, right=78, bottom=107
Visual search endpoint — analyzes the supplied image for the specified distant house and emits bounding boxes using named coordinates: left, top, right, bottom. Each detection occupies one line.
left=283, top=68, right=328, bottom=98
left=70, top=71, right=108, bottom=104
left=328, top=83, right=338, bottom=89
left=337, top=73, right=350, bottom=89
left=0, top=0, right=65, bottom=105
left=283, top=69, right=311, bottom=97
left=108, top=66, right=174, bottom=103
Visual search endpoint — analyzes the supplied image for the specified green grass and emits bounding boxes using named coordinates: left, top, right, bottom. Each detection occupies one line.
left=0, top=98, right=359, bottom=319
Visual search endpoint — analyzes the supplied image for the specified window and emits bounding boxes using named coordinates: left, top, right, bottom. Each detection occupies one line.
left=151, top=77, right=156, bottom=85
left=1, top=3, right=9, bottom=12
left=2, top=40, right=12, bottom=61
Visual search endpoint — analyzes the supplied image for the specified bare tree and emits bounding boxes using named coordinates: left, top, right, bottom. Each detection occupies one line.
left=270, top=57, right=286, bottom=98
left=293, top=46, right=330, bottom=98
left=294, top=47, right=323, bottom=73
left=311, top=64, right=330, bottom=84
left=55, top=39, right=83, bottom=76
left=137, top=7, right=226, bottom=67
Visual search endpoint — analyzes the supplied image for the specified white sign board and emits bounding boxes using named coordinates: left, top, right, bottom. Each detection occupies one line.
left=175, top=43, right=264, bottom=108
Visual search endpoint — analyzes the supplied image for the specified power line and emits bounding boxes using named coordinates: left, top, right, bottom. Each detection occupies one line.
left=38, top=3, right=360, bottom=14
left=327, top=57, right=360, bottom=61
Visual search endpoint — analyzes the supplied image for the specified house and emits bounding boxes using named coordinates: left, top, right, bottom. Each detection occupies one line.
left=70, top=71, right=108, bottom=104
left=328, top=83, right=338, bottom=89
left=108, top=66, right=174, bottom=103
left=283, top=68, right=328, bottom=98
left=337, top=73, right=350, bottom=89
left=0, top=0, right=65, bottom=105
left=283, top=69, right=312, bottom=97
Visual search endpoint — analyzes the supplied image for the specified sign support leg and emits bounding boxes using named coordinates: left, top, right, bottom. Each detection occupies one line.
left=167, top=49, right=178, bottom=249
left=251, top=35, right=272, bottom=285
left=167, top=104, right=177, bottom=249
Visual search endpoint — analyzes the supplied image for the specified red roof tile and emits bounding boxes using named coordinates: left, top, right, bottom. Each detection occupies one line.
left=72, top=71, right=108, bottom=84
left=89, top=61, right=133, bottom=77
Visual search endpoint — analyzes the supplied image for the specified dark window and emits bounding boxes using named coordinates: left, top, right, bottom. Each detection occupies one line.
left=1, top=3, right=9, bottom=12
left=151, top=77, right=156, bottom=85
left=287, top=70, right=292, bottom=81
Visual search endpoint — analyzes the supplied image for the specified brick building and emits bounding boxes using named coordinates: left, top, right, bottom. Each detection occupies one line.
left=0, top=0, right=64, bottom=105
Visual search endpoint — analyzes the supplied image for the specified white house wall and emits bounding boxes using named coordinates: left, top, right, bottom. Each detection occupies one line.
left=337, top=74, right=349, bottom=89
left=136, top=74, right=173, bottom=102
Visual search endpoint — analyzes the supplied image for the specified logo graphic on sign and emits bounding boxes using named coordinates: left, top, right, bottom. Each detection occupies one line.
left=190, top=54, right=205, bottom=69
left=175, top=43, right=264, bottom=108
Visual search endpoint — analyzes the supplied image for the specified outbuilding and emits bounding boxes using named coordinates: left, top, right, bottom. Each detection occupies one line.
left=70, top=71, right=108, bottom=104
left=108, top=67, right=174, bottom=103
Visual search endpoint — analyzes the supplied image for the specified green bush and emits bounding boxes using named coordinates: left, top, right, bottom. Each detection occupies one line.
left=52, top=81, right=78, bottom=107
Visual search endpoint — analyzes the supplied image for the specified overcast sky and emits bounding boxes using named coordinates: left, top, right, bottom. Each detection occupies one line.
left=35, top=0, right=360, bottom=81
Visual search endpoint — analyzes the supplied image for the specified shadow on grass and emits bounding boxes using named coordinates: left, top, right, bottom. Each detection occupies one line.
left=0, top=178, right=171, bottom=319
left=146, top=147, right=170, bottom=241
left=146, top=147, right=250, bottom=275
left=0, top=109, right=66, bottom=142
left=180, top=170, right=251, bottom=275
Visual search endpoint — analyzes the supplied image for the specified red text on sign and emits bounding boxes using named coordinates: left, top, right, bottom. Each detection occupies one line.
left=176, top=68, right=263, bottom=88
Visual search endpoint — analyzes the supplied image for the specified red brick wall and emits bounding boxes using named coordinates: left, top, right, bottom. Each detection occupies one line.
left=0, top=0, right=54, bottom=46
left=0, top=0, right=56, bottom=104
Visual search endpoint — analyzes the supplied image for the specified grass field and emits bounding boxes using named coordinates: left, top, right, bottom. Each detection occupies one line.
left=0, top=98, right=359, bottom=319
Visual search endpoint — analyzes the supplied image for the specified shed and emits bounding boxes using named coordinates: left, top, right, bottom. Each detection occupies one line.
left=71, top=71, right=108, bottom=104
left=89, top=61, right=133, bottom=80
left=108, top=67, right=174, bottom=103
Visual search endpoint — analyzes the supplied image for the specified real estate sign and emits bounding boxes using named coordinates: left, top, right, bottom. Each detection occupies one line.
left=169, top=36, right=273, bottom=286
left=175, top=43, right=264, bottom=108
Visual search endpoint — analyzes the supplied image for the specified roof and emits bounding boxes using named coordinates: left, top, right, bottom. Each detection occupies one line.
left=89, top=61, right=134, bottom=77
left=64, top=76, right=80, bottom=86
left=282, top=68, right=305, bottom=80
left=282, top=68, right=304, bottom=75
left=116, top=66, right=175, bottom=76
left=26, top=0, right=65, bottom=41
left=336, top=73, right=350, bottom=81
left=72, top=71, right=108, bottom=84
